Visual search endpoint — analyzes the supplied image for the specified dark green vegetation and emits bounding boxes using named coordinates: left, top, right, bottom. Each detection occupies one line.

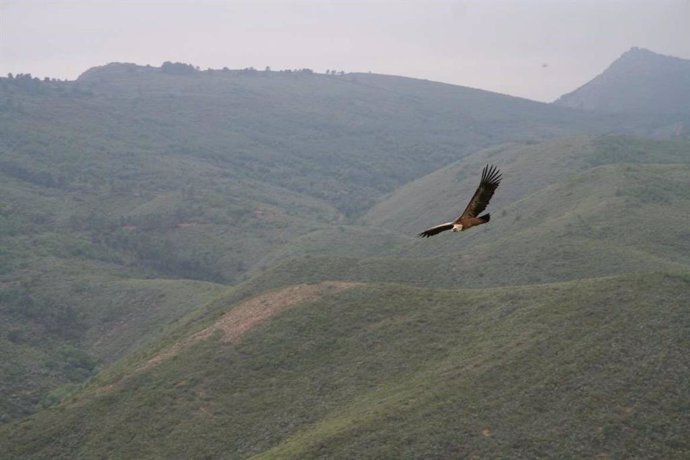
left=1, top=62, right=689, bottom=458
left=2, top=274, right=688, bottom=459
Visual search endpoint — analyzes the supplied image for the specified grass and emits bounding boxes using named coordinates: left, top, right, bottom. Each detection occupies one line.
left=1, top=65, right=689, bottom=454
left=6, top=68, right=664, bottom=422
left=0, top=255, right=226, bottom=422
left=362, top=135, right=690, bottom=234
left=1, top=272, right=687, bottom=458
left=242, top=161, right=690, bottom=293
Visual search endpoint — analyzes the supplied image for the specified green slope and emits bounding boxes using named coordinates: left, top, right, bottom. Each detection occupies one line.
left=256, top=137, right=690, bottom=281
left=247, top=137, right=690, bottom=290
left=362, top=135, right=690, bottom=234
left=2, top=272, right=687, bottom=458
left=0, top=258, right=225, bottom=422
left=2, top=65, right=689, bottom=444
left=2, top=66, right=634, bottom=290
left=4, top=67, right=653, bottom=421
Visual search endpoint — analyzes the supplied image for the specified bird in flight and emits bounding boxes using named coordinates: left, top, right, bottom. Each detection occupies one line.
left=418, top=164, right=502, bottom=238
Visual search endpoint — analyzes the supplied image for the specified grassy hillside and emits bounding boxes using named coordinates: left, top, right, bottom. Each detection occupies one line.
left=1, top=133, right=687, bottom=428
left=2, top=272, right=687, bottom=458
left=0, top=258, right=225, bottom=422
left=2, top=65, right=638, bottom=289
left=1, top=71, right=685, bottom=291
left=242, top=137, right=690, bottom=292
left=362, top=135, right=690, bottom=234
left=4, top=66, right=665, bottom=421
left=2, top=64, right=689, bottom=454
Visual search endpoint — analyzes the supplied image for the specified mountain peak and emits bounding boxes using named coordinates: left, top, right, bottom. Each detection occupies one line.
left=554, top=48, right=690, bottom=114
left=615, top=47, right=687, bottom=68
left=623, top=46, right=658, bottom=57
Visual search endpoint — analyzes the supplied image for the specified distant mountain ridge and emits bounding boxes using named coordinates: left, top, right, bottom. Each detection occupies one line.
left=554, top=47, right=690, bottom=114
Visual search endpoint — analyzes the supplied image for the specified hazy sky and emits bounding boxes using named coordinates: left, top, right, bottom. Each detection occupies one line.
left=2, top=0, right=689, bottom=102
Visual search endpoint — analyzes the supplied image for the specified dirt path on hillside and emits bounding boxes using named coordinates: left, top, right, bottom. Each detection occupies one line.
left=138, top=281, right=359, bottom=372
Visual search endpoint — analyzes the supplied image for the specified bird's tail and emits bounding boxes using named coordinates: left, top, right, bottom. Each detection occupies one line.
left=478, top=213, right=490, bottom=223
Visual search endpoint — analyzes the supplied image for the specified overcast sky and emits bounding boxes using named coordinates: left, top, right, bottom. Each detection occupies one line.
left=1, top=0, right=689, bottom=102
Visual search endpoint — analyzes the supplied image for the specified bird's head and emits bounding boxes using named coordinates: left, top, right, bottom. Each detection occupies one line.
left=452, top=224, right=463, bottom=232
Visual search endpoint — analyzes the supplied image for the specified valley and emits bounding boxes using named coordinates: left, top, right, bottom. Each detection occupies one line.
left=1, top=50, right=689, bottom=457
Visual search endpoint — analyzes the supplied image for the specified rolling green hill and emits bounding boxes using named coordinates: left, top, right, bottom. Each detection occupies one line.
left=3, top=64, right=636, bottom=291
left=362, top=135, right=690, bottom=234
left=4, top=66, right=661, bottom=421
left=0, top=259, right=225, bottom=421
left=1, top=63, right=689, bottom=457
left=1, top=272, right=687, bottom=458
left=243, top=136, right=690, bottom=291
left=1, top=134, right=688, bottom=457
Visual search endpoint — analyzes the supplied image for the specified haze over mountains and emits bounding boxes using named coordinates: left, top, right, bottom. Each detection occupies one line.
left=555, top=47, right=690, bottom=115
left=0, top=49, right=688, bottom=458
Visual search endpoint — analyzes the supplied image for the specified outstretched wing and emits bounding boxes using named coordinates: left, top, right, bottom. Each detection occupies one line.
left=417, top=222, right=454, bottom=238
left=458, top=164, right=502, bottom=220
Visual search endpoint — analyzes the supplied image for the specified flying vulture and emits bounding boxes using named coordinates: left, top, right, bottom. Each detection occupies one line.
left=418, top=164, right=502, bottom=238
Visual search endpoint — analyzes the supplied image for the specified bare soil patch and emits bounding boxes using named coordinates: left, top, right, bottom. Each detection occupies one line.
left=140, top=281, right=359, bottom=372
